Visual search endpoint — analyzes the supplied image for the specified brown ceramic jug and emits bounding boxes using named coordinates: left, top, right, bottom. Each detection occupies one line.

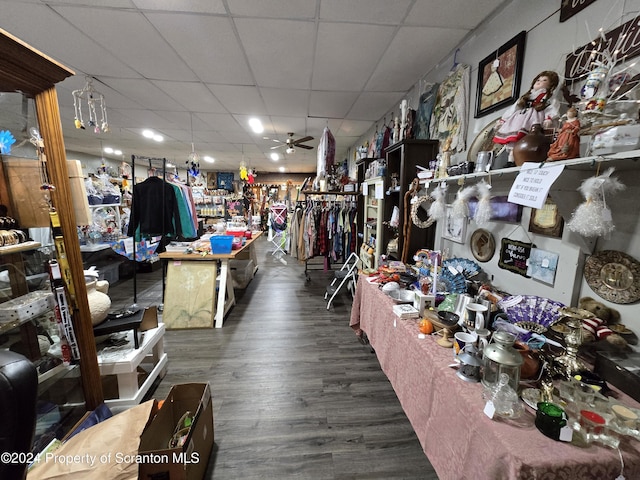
left=514, top=341, right=541, bottom=380
left=512, top=124, right=551, bottom=166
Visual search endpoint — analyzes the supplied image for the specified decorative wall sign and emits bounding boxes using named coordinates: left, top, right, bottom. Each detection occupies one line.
left=560, top=0, right=598, bottom=23
left=470, top=228, right=496, bottom=263
left=529, top=198, right=564, bottom=238
left=498, top=238, right=533, bottom=277
left=475, top=31, right=526, bottom=118
left=217, top=172, right=234, bottom=190
left=526, top=248, right=559, bottom=285
left=468, top=195, right=523, bottom=223
left=565, top=13, right=640, bottom=81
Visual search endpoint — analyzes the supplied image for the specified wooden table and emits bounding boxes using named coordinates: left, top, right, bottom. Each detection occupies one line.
left=350, top=275, right=640, bottom=480
left=159, top=231, right=261, bottom=328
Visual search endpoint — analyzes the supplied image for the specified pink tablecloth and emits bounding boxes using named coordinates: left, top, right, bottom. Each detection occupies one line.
left=350, top=275, right=640, bottom=480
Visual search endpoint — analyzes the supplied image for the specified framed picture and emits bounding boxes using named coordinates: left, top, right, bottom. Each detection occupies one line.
left=475, top=31, right=526, bottom=118
left=442, top=205, right=467, bottom=243
left=528, top=198, right=564, bottom=238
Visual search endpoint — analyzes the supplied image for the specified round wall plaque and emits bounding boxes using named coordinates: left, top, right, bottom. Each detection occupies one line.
left=470, top=228, right=496, bottom=263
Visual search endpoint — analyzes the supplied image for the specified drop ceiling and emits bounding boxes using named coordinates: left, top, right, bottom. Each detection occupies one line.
left=1, top=0, right=504, bottom=174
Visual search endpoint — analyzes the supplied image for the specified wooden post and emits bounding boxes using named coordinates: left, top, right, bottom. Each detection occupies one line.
left=35, top=87, right=104, bottom=409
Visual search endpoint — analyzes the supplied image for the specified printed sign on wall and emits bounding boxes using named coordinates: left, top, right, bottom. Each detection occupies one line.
left=498, top=238, right=533, bottom=277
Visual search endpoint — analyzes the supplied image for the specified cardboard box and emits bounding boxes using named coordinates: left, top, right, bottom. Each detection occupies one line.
left=138, top=383, right=214, bottom=480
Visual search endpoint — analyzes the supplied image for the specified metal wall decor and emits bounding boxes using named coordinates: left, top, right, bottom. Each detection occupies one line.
left=584, top=250, right=640, bottom=304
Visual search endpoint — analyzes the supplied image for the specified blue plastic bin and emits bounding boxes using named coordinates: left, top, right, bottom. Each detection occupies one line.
left=210, top=235, right=233, bottom=254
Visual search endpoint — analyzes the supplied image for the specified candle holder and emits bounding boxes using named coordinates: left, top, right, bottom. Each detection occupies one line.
left=554, top=307, right=594, bottom=377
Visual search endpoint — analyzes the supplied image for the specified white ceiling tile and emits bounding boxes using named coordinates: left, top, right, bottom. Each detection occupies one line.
left=347, top=91, right=406, bottom=121
left=319, top=0, right=413, bottom=23
left=51, top=5, right=197, bottom=81
left=102, top=78, right=186, bottom=111
left=145, top=13, right=254, bottom=85
left=207, top=85, right=266, bottom=115
left=227, top=0, right=316, bottom=18
left=337, top=119, right=376, bottom=137
left=312, top=22, right=396, bottom=91
left=197, top=113, right=244, bottom=132
left=309, top=91, right=359, bottom=119
left=132, top=0, right=226, bottom=13
left=261, top=88, right=309, bottom=117
left=235, top=18, right=316, bottom=89
left=406, top=0, right=503, bottom=29
left=367, top=26, right=467, bottom=91
left=152, top=81, right=227, bottom=113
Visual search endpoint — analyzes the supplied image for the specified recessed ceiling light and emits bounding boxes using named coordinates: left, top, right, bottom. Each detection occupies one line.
left=153, top=134, right=164, bottom=142
left=114, top=149, right=122, bottom=156
left=270, top=153, right=279, bottom=161
left=203, top=156, right=215, bottom=163
left=166, top=162, right=175, bottom=168
left=248, top=117, right=264, bottom=133
left=279, top=166, right=285, bottom=173
left=142, top=129, right=155, bottom=138
left=103, top=147, right=114, bottom=154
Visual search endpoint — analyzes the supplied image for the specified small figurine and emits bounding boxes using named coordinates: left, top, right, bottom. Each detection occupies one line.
left=547, top=107, right=581, bottom=161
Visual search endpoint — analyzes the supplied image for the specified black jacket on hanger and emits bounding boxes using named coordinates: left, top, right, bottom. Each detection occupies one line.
left=127, top=176, right=181, bottom=238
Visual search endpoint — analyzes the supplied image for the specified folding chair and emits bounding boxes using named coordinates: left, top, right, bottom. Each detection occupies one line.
left=268, top=203, right=288, bottom=258
left=325, top=252, right=360, bottom=309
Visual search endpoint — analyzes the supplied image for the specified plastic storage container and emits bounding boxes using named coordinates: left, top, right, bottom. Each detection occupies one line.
left=210, top=235, right=233, bottom=254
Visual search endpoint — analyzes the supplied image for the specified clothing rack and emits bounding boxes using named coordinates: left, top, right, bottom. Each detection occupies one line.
left=299, top=190, right=360, bottom=281
left=130, top=155, right=167, bottom=305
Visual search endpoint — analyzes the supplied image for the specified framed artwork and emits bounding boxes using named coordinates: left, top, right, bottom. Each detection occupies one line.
left=413, top=82, right=439, bottom=140
left=442, top=205, right=467, bottom=243
left=164, top=261, right=216, bottom=329
left=468, top=196, right=523, bottom=223
left=206, top=172, right=217, bottom=189
left=475, top=31, right=527, bottom=118
left=529, top=198, right=564, bottom=238
left=526, top=248, right=559, bottom=285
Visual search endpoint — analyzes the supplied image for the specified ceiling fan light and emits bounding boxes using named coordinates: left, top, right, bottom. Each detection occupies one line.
left=286, top=147, right=295, bottom=155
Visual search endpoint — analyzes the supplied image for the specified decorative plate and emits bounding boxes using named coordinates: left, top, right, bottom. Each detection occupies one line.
left=470, top=229, right=496, bottom=263
left=466, top=116, right=504, bottom=164
left=583, top=250, right=640, bottom=304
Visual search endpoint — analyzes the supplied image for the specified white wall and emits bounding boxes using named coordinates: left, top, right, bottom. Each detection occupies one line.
left=351, top=0, right=640, bottom=338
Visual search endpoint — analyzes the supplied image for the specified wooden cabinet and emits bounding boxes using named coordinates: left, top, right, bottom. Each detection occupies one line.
left=383, top=139, right=439, bottom=261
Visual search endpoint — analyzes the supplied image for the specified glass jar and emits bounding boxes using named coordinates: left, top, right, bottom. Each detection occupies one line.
left=482, top=331, right=523, bottom=391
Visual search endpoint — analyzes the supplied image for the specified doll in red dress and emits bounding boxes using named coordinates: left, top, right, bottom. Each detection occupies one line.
left=547, top=107, right=581, bottom=161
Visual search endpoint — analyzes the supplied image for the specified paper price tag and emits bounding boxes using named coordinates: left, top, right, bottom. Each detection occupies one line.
left=484, top=401, right=496, bottom=419
left=559, top=426, right=573, bottom=442
left=393, top=318, right=397, bottom=328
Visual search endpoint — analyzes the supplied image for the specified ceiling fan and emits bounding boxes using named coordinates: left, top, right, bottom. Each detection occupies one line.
left=270, top=132, right=314, bottom=154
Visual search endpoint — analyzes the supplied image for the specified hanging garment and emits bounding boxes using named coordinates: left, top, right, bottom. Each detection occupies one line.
left=127, top=176, right=181, bottom=239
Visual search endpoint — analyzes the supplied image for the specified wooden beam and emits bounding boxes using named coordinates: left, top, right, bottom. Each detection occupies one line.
left=35, top=87, right=104, bottom=410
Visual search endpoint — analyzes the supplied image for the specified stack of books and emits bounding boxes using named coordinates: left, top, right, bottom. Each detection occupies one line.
left=392, top=304, right=420, bottom=319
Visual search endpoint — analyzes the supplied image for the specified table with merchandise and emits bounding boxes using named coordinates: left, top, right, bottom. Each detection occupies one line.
left=349, top=275, right=640, bottom=480
left=159, top=231, right=262, bottom=328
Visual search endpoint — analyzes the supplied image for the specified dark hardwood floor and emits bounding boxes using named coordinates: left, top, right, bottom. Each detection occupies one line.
left=107, top=237, right=439, bottom=479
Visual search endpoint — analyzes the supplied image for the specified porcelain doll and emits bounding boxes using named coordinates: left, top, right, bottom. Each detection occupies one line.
left=493, top=70, right=560, bottom=150
left=547, top=107, right=581, bottom=161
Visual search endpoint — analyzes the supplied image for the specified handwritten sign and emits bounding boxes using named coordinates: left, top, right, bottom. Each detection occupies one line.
left=508, top=162, right=565, bottom=209
left=499, top=238, right=533, bottom=277
left=565, top=13, right=640, bottom=80
left=560, top=0, right=598, bottom=23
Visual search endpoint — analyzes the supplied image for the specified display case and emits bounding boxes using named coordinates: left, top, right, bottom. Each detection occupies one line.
left=360, top=177, right=384, bottom=269
left=383, top=139, right=439, bottom=261
left=0, top=28, right=104, bottom=416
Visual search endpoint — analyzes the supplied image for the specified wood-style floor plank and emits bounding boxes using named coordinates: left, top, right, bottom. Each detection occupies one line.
left=107, top=237, right=439, bottom=479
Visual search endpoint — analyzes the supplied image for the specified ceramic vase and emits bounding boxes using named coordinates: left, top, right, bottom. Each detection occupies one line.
left=512, top=124, right=551, bottom=166
left=86, top=279, right=111, bottom=326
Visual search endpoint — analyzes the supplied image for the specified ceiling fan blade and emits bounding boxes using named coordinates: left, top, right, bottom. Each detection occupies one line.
left=297, top=144, right=313, bottom=150
left=293, top=136, right=314, bottom=145
left=270, top=144, right=286, bottom=150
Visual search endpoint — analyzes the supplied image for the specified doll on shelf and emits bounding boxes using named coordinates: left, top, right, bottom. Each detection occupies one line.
left=547, top=107, right=581, bottom=161
left=493, top=70, right=560, bottom=155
